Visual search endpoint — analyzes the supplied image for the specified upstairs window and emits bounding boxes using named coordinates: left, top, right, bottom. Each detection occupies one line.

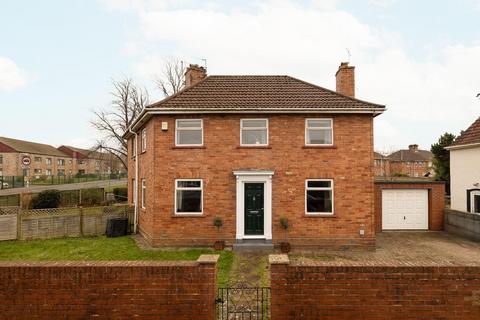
left=141, top=128, right=147, bottom=152
left=57, top=159, right=65, bottom=166
left=305, top=119, right=333, bottom=146
left=305, top=179, right=334, bottom=214
left=175, top=179, right=203, bottom=214
left=176, top=119, right=203, bottom=146
left=241, top=119, right=268, bottom=146
left=45, top=158, right=52, bottom=166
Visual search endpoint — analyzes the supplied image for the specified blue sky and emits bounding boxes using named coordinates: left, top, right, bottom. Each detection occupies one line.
left=1, top=0, right=479, bottom=151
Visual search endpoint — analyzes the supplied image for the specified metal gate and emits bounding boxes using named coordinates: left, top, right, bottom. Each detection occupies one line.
left=216, top=286, right=270, bottom=320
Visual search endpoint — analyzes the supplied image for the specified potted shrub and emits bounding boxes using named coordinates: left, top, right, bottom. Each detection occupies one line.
left=279, top=217, right=291, bottom=253
left=213, top=216, right=225, bottom=250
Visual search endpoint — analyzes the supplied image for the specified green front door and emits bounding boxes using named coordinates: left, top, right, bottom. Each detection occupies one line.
left=244, top=183, right=264, bottom=235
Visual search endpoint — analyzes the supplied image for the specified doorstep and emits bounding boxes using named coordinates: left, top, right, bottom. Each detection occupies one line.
left=233, top=239, right=274, bottom=252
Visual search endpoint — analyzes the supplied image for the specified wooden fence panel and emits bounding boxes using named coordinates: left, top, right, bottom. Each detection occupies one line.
left=0, top=207, right=19, bottom=240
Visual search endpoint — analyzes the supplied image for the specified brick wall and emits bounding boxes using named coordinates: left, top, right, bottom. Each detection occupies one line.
left=270, top=255, right=480, bottom=320
left=0, top=255, right=218, bottom=320
left=128, top=113, right=375, bottom=247
left=374, top=181, right=445, bottom=232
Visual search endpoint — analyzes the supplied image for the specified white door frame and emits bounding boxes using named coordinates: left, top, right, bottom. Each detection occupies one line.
left=471, top=190, right=480, bottom=214
left=233, top=170, right=274, bottom=240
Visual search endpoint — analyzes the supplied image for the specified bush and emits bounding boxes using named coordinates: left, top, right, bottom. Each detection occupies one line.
left=80, top=188, right=104, bottom=206
left=31, top=190, right=61, bottom=209
left=113, top=187, right=128, bottom=201
left=393, top=172, right=409, bottom=177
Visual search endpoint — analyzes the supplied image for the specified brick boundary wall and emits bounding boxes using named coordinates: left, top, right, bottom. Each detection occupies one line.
left=374, top=181, right=445, bottom=232
left=0, top=255, right=219, bottom=320
left=270, top=255, right=480, bottom=320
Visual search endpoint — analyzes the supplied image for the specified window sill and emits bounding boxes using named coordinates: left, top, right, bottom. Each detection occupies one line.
left=172, top=213, right=206, bottom=218
left=237, top=146, right=272, bottom=149
left=302, top=145, right=337, bottom=149
left=304, top=213, right=336, bottom=218
left=171, top=146, right=206, bottom=149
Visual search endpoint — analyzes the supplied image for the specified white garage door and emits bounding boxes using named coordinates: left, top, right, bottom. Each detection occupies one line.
left=382, top=189, right=428, bottom=230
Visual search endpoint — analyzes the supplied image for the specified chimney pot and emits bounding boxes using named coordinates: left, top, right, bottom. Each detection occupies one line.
left=185, top=64, right=207, bottom=87
left=335, top=62, right=355, bottom=98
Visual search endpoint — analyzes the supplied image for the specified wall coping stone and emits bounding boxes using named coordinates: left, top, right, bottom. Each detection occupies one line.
left=197, top=254, right=220, bottom=264
left=269, top=254, right=290, bottom=265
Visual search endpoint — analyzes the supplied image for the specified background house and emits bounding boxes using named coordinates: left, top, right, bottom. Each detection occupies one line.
left=0, top=136, right=73, bottom=178
left=58, top=146, right=125, bottom=175
left=373, top=144, right=433, bottom=178
left=0, top=136, right=125, bottom=180
left=448, top=117, right=480, bottom=213
left=374, top=152, right=390, bottom=177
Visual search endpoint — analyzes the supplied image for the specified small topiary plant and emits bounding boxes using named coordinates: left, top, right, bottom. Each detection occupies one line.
left=213, top=216, right=224, bottom=250
left=213, top=216, right=223, bottom=229
left=279, top=217, right=291, bottom=253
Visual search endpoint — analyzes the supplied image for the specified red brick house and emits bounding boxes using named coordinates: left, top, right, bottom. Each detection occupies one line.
left=125, top=62, right=385, bottom=248
left=388, top=144, right=433, bottom=178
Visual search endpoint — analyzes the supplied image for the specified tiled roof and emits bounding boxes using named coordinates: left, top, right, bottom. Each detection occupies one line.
left=0, top=136, right=67, bottom=157
left=388, top=149, right=432, bottom=162
left=60, top=145, right=115, bottom=160
left=374, top=152, right=388, bottom=159
left=450, top=117, right=480, bottom=147
left=148, top=75, right=385, bottom=111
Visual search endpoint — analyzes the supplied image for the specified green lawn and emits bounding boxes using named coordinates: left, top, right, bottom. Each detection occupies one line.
left=0, top=236, right=234, bottom=287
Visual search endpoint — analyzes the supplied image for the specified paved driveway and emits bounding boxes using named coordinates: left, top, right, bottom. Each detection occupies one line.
left=292, top=232, right=480, bottom=266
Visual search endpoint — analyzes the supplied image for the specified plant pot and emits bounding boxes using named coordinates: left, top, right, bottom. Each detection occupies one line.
left=214, top=240, right=225, bottom=251
left=280, top=242, right=291, bottom=253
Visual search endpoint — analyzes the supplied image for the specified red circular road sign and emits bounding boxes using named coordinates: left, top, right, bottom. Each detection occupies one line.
left=22, top=156, right=31, bottom=166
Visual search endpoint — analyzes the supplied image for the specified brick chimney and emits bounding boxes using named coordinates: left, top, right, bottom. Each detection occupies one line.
left=185, top=64, right=207, bottom=87
left=335, top=62, right=355, bottom=98
left=408, top=144, right=419, bottom=152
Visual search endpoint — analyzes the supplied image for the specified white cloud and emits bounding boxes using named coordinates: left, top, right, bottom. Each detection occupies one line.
left=104, top=0, right=480, bottom=150
left=0, top=56, right=28, bottom=91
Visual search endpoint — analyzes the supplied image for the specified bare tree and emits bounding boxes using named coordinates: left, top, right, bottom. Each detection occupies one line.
left=155, top=58, right=186, bottom=97
left=91, top=78, right=148, bottom=169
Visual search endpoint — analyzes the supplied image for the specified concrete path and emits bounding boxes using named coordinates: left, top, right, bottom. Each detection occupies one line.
left=0, top=179, right=127, bottom=196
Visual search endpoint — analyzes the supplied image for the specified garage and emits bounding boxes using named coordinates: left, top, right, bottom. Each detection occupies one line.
left=374, top=180, right=446, bottom=232
left=382, top=189, right=428, bottom=230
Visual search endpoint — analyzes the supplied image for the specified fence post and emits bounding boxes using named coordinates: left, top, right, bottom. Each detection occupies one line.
left=17, top=208, right=22, bottom=240
left=79, top=207, right=84, bottom=237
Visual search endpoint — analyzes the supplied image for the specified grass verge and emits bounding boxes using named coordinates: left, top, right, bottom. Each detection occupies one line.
left=0, top=236, right=234, bottom=286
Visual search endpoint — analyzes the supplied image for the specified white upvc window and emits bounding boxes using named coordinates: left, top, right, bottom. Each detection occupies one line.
left=240, top=119, right=269, bottom=146
left=141, top=178, right=146, bottom=209
left=471, top=191, right=480, bottom=214
left=175, top=179, right=203, bottom=214
left=176, top=119, right=203, bottom=146
left=141, top=128, right=147, bottom=152
left=305, top=179, right=334, bottom=215
left=305, top=119, right=333, bottom=146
